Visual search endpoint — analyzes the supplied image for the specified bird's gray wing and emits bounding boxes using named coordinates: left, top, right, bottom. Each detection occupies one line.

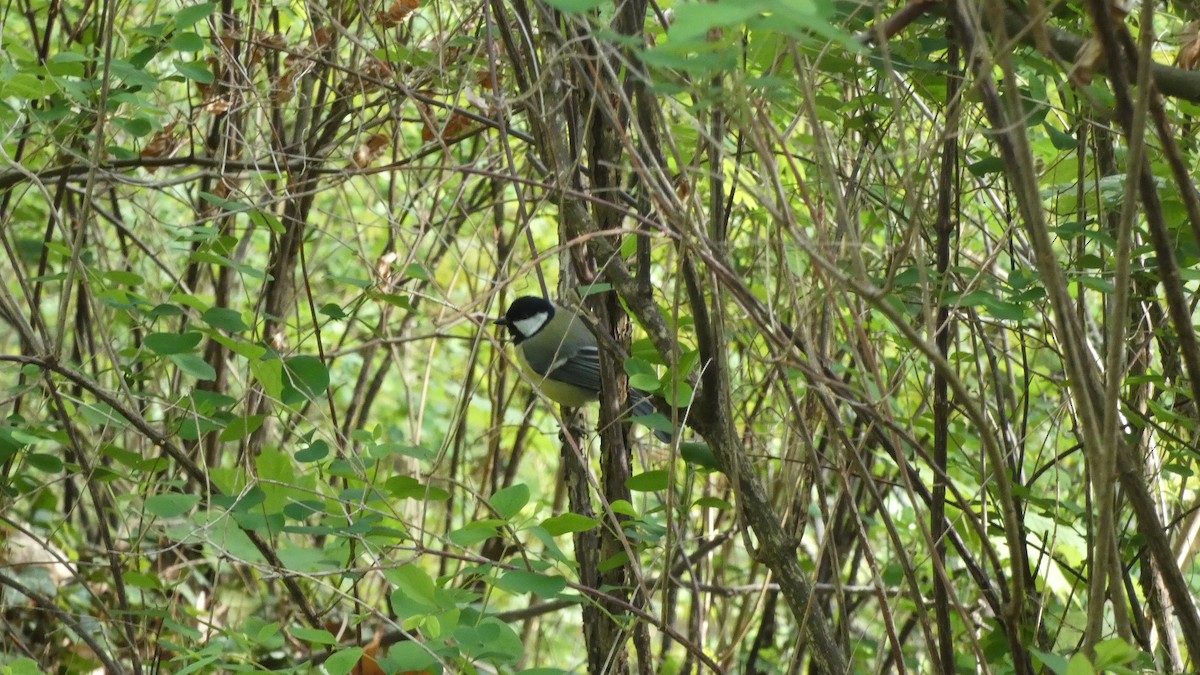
left=543, top=344, right=602, bottom=393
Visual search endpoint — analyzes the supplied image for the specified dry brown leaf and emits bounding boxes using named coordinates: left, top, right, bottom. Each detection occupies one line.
left=273, top=70, right=297, bottom=104
left=313, top=26, right=334, bottom=49
left=422, top=111, right=473, bottom=142
left=217, top=28, right=242, bottom=52
left=353, top=134, right=391, bottom=168
left=1070, top=37, right=1103, bottom=85
left=354, top=632, right=387, bottom=675
left=196, top=55, right=223, bottom=99
left=203, top=95, right=232, bottom=114
left=141, top=122, right=184, bottom=170
left=376, top=251, right=399, bottom=287
left=352, top=57, right=394, bottom=94
left=212, top=178, right=232, bottom=201
left=248, top=31, right=287, bottom=68
left=1177, top=22, right=1200, bottom=70
left=377, top=0, right=420, bottom=28
left=673, top=174, right=691, bottom=200
left=284, top=45, right=310, bottom=68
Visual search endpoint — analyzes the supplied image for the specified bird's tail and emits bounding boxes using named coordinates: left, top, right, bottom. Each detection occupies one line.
left=628, top=392, right=674, bottom=443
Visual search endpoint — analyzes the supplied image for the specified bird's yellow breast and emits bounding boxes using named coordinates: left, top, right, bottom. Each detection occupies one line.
left=513, top=346, right=598, bottom=407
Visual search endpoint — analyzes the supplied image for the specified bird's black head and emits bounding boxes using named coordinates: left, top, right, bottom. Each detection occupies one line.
left=494, top=296, right=555, bottom=344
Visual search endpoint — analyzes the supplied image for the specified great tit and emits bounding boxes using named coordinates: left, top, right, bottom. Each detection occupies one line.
left=494, top=295, right=670, bottom=441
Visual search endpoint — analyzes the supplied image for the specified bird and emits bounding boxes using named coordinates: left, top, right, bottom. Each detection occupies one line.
left=494, top=295, right=671, bottom=441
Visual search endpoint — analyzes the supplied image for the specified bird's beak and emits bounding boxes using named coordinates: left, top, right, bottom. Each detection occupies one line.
left=493, top=317, right=508, bottom=326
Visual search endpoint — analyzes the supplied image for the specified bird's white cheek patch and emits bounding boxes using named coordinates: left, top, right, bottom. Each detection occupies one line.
left=513, top=312, right=549, bottom=338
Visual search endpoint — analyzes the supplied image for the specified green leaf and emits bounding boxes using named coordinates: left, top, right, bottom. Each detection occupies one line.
left=599, top=550, right=630, bottom=572
left=323, top=648, right=363, bottom=675
left=660, top=379, right=693, bottom=408
left=389, top=564, right=438, bottom=609
left=104, top=270, right=144, bottom=286
left=173, top=59, right=214, bottom=83
left=629, top=373, right=660, bottom=392
left=1076, top=275, right=1115, bottom=294
left=169, top=31, right=206, bottom=52
left=579, top=281, right=613, bottom=296
left=252, top=358, right=284, bottom=399
left=404, top=263, right=430, bottom=280
left=668, top=2, right=764, bottom=43
left=110, top=58, right=160, bottom=89
left=541, top=512, right=598, bottom=535
left=47, top=52, right=89, bottom=65
left=169, top=293, right=207, bottom=311
left=245, top=618, right=283, bottom=648
left=967, top=156, right=1004, bottom=176
left=954, top=291, right=1026, bottom=322
left=626, top=469, right=669, bottom=492
left=295, top=440, right=329, bottom=462
left=145, top=331, right=202, bottom=354
left=490, top=484, right=530, bottom=520
left=146, top=493, right=200, bottom=518
left=282, top=355, right=329, bottom=402
left=694, top=496, right=732, bottom=510
left=385, top=475, right=451, bottom=501
left=453, top=616, right=522, bottom=662
left=276, top=547, right=338, bottom=572
left=631, top=338, right=664, bottom=365
left=0, top=431, right=26, bottom=464
left=1043, top=123, right=1078, bottom=150
left=632, top=409, right=673, bottom=437
left=610, top=499, right=638, bottom=517
left=380, top=643, right=437, bottom=673
left=334, top=274, right=373, bottom=289
left=218, top=415, right=264, bottom=442
left=79, top=398, right=130, bottom=425
left=3, top=72, right=56, bottom=100
left=624, top=353, right=662, bottom=389
left=1093, top=638, right=1140, bottom=668
left=1065, top=653, right=1095, bottom=675
left=2, top=658, right=44, bottom=675
left=168, top=353, right=217, bottom=380
left=125, top=571, right=162, bottom=590
left=641, top=45, right=732, bottom=75
left=247, top=209, right=285, bottom=235
left=680, top=442, right=720, bottom=471
left=281, top=500, right=323, bottom=521
left=289, top=626, right=337, bottom=645
left=377, top=292, right=411, bottom=310
left=625, top=357, right=656, bottom=379
left=202, top=307, right=249, bottom=332
left=371, top=442, right=436, bottom=462
left=26, top=453, right=63, bottom=472
left=175, top=2, right=217, bottom=27
left=542, top=0, right=607, bottom=10
left=449, top=521, right=501, bottom=546
left=197, top=191, right=249, bottom=212
left=495, top=570, right=567, bottom=597
left=679, top=349, right=701, bottom=376
left=113, top=116, right=154, bottom=137
left=320, top=303, right=347, bottom=319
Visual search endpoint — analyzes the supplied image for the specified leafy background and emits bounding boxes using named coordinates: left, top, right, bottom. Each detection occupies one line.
left=0, top=0, right=1198, bottom=673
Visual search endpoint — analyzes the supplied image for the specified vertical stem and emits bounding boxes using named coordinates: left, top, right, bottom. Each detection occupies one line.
left=932, top=20, right=960, bottom=673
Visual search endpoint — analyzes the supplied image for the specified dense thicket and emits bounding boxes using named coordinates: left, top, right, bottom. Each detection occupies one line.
left=2, top=0, right=1200, bottom=673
